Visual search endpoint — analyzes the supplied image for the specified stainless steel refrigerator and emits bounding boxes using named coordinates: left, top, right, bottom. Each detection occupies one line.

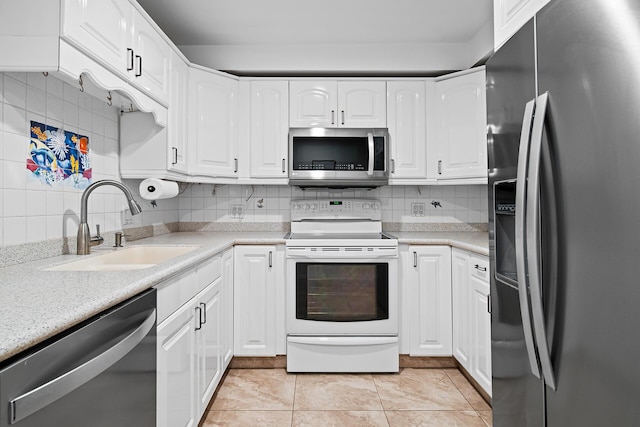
left=487, top=0, right=640, bottom=425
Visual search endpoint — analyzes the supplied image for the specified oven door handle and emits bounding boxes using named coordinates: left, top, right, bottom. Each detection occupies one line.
left=286, top=252, right=398, bottom=260
left=288, top=336, right=398, bottom=346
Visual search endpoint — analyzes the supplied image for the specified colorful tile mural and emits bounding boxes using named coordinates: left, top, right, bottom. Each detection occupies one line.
left=27, top=121, right=92, bottom=189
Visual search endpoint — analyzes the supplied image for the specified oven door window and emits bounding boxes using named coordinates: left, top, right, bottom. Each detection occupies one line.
left=296, top=263, right=389, bottom=321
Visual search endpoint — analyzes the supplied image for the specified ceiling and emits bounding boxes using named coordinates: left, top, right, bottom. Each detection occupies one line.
left=138, top=0, right=494, bottom=75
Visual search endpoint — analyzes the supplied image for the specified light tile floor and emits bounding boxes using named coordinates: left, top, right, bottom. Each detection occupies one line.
left=201, top=368, right=492, bottom=426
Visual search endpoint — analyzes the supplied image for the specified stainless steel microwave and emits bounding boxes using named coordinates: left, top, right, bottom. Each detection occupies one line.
left=288, top=128, right=389, bottom=188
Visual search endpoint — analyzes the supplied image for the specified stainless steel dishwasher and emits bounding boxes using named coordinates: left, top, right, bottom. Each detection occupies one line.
left=0, top=289, right=156, bottom=426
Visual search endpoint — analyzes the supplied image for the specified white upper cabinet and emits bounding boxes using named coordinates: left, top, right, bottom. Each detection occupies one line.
left=387, top=81, right=427, bottom=181
left=168, top=51, right=189, bottom=174
left=62, top=0, right=132, bottom=76
left=250, top=81, right=289, bottom=178
left=290, top=80, right=386, bottom=128
left=130, top=8, right=170, bottom=104
left=434, top=68, right=488, bottom=183
left=337, top=81, right=387, bottom=128
left=289, top=81, right=337, bottom=127
left=189, top=67, right=239, bottom=178
left=494, top=0, right=551, bottom=50
left=61, top=0, right=170, bottom=106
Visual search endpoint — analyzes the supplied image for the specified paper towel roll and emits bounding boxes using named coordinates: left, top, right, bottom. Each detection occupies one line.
left=139, top=179, right=179, bottom=200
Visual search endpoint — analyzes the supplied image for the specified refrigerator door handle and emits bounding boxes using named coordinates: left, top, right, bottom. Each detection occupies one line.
left=526, top=91, right=557, bottom=390
left=515, top=98, right=542, bottom=379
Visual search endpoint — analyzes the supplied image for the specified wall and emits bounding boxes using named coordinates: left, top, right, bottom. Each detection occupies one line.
left=175, top=184, right=488, bottom=225
left=0, top=72, right=177, bottom=250
left=0, top=71, right=487, bottom=253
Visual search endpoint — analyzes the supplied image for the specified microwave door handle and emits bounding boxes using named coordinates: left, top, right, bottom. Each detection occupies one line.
left=367, top=133, right=374, bottom=176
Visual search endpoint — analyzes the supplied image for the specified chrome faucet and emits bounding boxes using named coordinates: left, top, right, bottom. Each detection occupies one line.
left=77, top=180, right=142, bottom=255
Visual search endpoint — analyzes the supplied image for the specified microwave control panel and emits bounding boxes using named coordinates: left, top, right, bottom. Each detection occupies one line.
left=295, top=161, right=365, bottom=171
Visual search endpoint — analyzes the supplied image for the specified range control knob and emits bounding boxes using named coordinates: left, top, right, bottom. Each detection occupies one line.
left=363, top=203, right=370, bottom=210
left=311, top=203, right=318, bottom=210
left=302, top=203, right=310, bottom=210
left=371, top=203, right=380, bottom=211
left=293, top=203, right=300, bottom=210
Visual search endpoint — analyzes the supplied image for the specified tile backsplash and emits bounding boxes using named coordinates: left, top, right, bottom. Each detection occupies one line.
left=0, top=72, right=177, bottom=248
left=0, top=72, right=488, bottom=251
left=174, top=184, right=488, bottom=225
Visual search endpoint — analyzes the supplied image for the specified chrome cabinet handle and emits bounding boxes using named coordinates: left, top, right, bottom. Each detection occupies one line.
left=391, top=159, right=396, bottom=174
left=282, top=158, right=286, bottom=174
left=341, top=110, right=345, bottom=125
left=234, top=158, right=238, bottom=173
left=438, top=160, right=442, bottom=175
left=487, top=294, right=492, bottom=313
left=367, top=133, right=374, bottom=176
left=200, top=302, right=207, bottom=325
left=195, top=306, right=202, bottom=330
left=268, top=251, right=273, bottom=268
left=527, top=91, right=557, bottom=391
left=127, top=48, right=134, bottom=71
left=135, top=55, right=142, bottom=77
left=331, top=110, right=335, bottom=125
left=413, top=251, right=417, bottom=268
left=515, top=99, right=541, bottom=379
left=474, top=264, right=487, bottom=272
left=10, top=309, right=156, bottom=424
left=172, top=147, right=178, bottom=165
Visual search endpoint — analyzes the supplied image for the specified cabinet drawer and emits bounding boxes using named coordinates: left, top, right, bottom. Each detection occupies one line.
left=470, top=254, right=489, bottom=283
left=155, top=268, right=197, bottom=323
left=197, top=256, right=222, bottom=292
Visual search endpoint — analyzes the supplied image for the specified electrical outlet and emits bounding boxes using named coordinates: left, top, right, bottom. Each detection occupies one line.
left=411, top=202, right=425, bottom=217
left=122, top=207, right=134, bottom=225
left=231, top=204, right=244, bottom=219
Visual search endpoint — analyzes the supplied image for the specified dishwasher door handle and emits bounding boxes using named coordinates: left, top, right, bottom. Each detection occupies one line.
left=9, top=308, right=156, bottom=424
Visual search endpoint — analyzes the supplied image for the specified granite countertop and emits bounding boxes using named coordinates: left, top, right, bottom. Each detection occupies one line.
left=392, top=231, right=489, bottom=256
left=0, top=230, right=488, bottom=364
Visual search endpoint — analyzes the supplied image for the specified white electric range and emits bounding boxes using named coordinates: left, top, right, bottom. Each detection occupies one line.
left=285, top=199, right=399, bottom=373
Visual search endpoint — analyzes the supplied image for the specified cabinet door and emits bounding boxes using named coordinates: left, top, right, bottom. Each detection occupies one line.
left=222, top=248, right=234, bottom=368
left=196, top=279, right=223, bottom=416
left=451, top=249, right=472, bottom=370
left=131, top=10, right=170, bottom=105
left=387, top=81, right=427, bottom=179
left=470, top=255, right=492, bottom=395
left=289, top=81, right=337, bottom=127
left=250, top=81, right=289, bottom=177
left=157, top=299, right=197, bottom=427
left=494, top=0, right=551, bottom=49
left=234, top=246, right=276, bottom=356
left=61, top=0, right=132, bottom=77
left=436, top=69, right=488, bottom=180
left=190, top=68, right=239, bottom=177
left=338, top=81, right=387, bottom=128
left=168, top=51, right=189, bottom=173
left=409, top=246, right=452, bottom=356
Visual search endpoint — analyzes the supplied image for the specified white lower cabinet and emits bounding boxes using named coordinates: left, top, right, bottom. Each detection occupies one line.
left=401, top=245, right=452, bottom=356
left=233, top=245, right=281, bottom=356
left=156, top=253, right=231, bottom=426
left=451, top=248, right=492, bottom=395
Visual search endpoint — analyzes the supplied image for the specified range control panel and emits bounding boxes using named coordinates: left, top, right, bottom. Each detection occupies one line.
left=291, top=199, right=381, bottom=221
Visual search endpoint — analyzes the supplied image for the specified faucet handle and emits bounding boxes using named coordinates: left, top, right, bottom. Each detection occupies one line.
left=90, top=224, right=104, bottom=247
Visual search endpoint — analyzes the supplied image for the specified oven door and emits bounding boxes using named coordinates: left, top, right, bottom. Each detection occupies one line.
left=286, top=248, right=398, bottom=335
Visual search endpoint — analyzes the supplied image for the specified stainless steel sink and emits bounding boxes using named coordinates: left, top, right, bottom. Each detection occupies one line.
left=45, top=246, right=200, bottom=271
